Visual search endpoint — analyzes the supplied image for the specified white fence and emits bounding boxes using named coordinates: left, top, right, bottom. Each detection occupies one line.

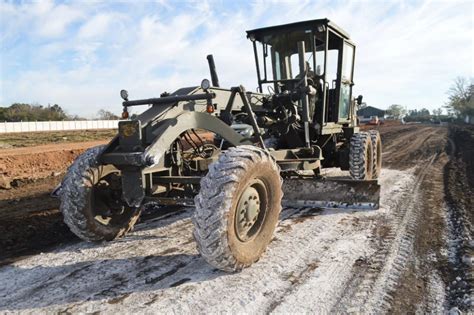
left=0, top=120, right=121, bottom=133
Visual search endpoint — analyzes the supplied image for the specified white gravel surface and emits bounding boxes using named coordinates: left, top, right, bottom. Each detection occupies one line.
left=0, top=168, right=445, bottom=313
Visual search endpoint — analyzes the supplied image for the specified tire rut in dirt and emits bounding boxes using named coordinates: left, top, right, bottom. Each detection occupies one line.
left=262, top=212, right=369, bottom=312
left=142, top=207, right=356, bottom=312
left=443, top=125, right=474, bottom=311
left=333, top=154, right=438, bottom=313
left=382, top=126, right=442, bottom=169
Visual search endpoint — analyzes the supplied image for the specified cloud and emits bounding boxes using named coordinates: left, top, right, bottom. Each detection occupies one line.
left=77, top=13, right=114, bottom=39
left=0, top=0, right=472, bottom=117
left=34, top=1, right=84, bottom=38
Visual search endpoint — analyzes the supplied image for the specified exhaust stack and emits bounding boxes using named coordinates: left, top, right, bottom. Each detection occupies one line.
left=206, top=54, right=220, bottom=87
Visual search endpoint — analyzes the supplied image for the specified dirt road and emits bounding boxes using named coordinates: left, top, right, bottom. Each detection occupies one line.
left=1, top=124, right=472, bottom=313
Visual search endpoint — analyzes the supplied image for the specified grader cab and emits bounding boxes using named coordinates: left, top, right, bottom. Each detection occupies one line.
left=58, top=19, right=382, bottom=272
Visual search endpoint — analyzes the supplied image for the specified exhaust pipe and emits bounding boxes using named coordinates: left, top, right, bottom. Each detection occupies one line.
left=207, top=54, right=220, bottom=87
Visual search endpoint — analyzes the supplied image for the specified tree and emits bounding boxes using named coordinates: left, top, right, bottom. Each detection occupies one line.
left=419, top=108, right=430, bottom=116
left=41, top=104, right=68, bottom=120
left=408, top=108, right=430, bottom=117
left=433, top=108, right=443, bottom=117
left=0, top=103, right=68, bottom=121
left=68, top=114, right=86, bottom=120
left=386, top=104, right=406, bottom=119
left=97, top=109, right=120, bottom=120
left=446, top=77, right=474, bottom=117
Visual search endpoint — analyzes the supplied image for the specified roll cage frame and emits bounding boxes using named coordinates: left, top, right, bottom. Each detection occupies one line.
left=246, top=18, right=356, bottom=125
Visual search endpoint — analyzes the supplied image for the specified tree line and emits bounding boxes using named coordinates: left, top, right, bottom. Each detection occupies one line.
left=385, top=77, right=473, bottom=122
left=0, top=103, right=120, bottom=122
left=2, top=77, right=471, bottom=123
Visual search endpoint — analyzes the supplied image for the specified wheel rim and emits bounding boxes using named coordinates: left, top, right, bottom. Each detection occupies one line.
left=235, top=179, right=268, bottom=242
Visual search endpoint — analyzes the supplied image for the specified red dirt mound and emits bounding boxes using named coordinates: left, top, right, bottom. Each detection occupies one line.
left=0, top=140, right=107, bottom=188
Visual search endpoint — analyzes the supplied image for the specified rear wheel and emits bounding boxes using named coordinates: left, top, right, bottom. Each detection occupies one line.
left=349, top=132, right=374, bottom=180
left=193, top=145, right=282, bottom=272
left=60, top=146, right=141, bottom=241
left=368, top=130, right=382, bottom=179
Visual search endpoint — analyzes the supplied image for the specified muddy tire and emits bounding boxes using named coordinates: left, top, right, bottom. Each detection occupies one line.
left=368, top=130, right=382, bottom=179
left=60, top=146, right=141, bottom=242
left=193, top=145, right=283, bottom=272
left=349, top=132, right=374, bottom=180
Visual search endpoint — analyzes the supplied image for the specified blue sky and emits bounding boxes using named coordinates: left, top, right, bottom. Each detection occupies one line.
left=0, top=0, right=473, bottom=117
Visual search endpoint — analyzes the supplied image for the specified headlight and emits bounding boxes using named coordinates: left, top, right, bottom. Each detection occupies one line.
left=200, top=79, right=211, bottom=90
left=120, top=89, right=129, bottom=101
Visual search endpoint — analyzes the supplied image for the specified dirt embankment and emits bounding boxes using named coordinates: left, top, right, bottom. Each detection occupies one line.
left=443, top=125, right=474, bottom=309
left=0, top=129, right=115, bottom=149
left=0, top=141, right=108, bottom=189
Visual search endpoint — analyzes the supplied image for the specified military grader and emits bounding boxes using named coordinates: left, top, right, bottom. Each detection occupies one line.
left=59, top=19, right=382, bottom=272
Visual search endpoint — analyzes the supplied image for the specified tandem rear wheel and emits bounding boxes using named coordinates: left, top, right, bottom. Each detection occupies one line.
left=349, top=130, right=382, bottom=180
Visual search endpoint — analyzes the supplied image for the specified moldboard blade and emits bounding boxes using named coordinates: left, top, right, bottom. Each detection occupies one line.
left=282, top=178, right=380, bottom=209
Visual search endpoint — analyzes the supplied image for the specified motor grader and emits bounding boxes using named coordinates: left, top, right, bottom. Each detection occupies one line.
left=59, top=18, right=382, bottom=272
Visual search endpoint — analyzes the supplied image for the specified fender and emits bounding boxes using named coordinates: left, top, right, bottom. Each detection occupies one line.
left=114, top=111, right=251, bottom=207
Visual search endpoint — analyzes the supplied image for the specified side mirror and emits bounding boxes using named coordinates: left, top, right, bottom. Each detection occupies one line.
left=356, top=95, right=363, bottom=105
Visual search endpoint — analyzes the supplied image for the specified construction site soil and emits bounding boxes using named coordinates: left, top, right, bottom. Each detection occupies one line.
left=0, top=124, right=473, bottom=313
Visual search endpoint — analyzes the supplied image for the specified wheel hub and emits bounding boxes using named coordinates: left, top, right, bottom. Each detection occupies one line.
left=236, top=186, right=261, bottom=241
left=92, top=174, right=130, bottom=226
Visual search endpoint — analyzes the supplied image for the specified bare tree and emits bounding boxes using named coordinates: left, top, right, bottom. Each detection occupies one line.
left=386, top=104, right=406, bottom=119
left=432, top=108, right=443, bottom=117
left=97, top=109, right=120, bottom=120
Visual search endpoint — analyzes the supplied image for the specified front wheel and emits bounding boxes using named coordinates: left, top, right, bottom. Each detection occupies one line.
left=193, top=145, right=282, bottom=272
left=60, top=146, right=141, bottom=241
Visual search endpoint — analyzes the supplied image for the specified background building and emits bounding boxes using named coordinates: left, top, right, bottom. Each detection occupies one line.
left=357, top=106, right=386, bottom=123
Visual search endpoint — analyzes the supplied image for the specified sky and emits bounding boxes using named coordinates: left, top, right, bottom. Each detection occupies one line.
left=0, top=0, right=473, bottom=118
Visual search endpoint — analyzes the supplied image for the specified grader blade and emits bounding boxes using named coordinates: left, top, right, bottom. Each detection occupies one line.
left=282, top=178, right=380, bottom=209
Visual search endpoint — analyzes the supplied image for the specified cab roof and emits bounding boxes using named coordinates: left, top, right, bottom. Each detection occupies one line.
left=246, top=18, right=350, bottom=42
